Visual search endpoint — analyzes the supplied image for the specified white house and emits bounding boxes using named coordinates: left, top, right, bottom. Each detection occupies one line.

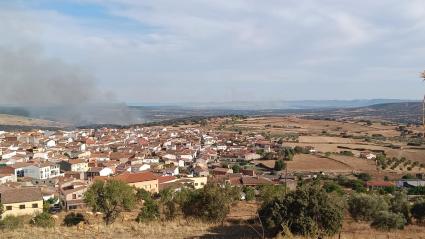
left=46, top=140, right=56, bottom=148
left=22, top=163, right=61, bottom=180
left=130, top=164, right=151, bottom=172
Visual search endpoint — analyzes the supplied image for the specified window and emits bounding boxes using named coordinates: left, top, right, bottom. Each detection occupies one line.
left=6, top=206, right=12, bottom=210
left=32, top=203, right=38, bottom=208
left=72, top=194, right=77, bottom=199
left=19, top=205, right=25, bottom=209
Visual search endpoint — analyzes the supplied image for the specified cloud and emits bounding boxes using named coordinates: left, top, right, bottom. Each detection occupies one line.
left=0, top=0, right=424, bottom=104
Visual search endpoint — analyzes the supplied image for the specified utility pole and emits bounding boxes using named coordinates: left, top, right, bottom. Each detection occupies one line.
left=421, top=71, right=425, bottom=138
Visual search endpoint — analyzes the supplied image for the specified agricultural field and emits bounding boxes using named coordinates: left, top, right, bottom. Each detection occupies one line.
left=211, top=116, right=425, bottom=176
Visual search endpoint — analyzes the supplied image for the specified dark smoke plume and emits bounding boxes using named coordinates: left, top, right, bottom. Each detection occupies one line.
left=0, top=46, right=140, bottom=125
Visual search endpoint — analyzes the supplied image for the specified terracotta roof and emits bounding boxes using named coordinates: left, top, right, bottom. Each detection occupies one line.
left=114, top=172, right=158, bottom=183
left=158, top=176, right=177, bottom=184
left=0, top=187, right=43, bottom=204
left=366, top=181, right=395, bottom=187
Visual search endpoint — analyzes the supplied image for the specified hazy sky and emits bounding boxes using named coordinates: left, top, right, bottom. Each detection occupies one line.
left=1, top=0, right=425, bottom=104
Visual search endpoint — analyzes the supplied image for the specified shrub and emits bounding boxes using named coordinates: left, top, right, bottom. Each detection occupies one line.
left=136, top=199, right=160, bottom=223
left=244, top=187, right=255, bottom=201
left=259, top=184, right=344, bottom=237
left=259, top=184, right=286, bottom=204
left=274, top=159, right=286, bottom=171
left=323, top=181, right=344, bottom=195
left=348, top=193, right=389, bottom=221
left=389, top=192, right=411, bottom=224
left=411, top=201, right=425, bottom=223
left=181, top=184, right=233, bottom=223
left=84, top=179, right=136, bottom=225
left=371, top=211, right=406, bottom=231
left=31, top=212, right=55, bottom=228
left=356, top=173, right=371, bottom=182
left=231, top=164, right=241, bottom=173
left=63, top=212, right=85, bottom=227
left=0, top=215, right=24, bottom=230
left=136, top=188, right=152, bottom=201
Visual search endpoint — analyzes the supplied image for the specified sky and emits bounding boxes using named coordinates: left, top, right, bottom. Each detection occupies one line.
left=1, top=0, right=425, bottom=104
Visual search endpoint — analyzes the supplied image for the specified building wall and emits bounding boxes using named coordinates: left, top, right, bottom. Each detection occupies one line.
left=129, top=179, right=159, bottom=193
left=190, top=177, right=208, bottom=189
left=2, top=200, right=43, bottom=218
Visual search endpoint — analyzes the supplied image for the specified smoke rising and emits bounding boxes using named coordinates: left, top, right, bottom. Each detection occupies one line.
left=0, top=46, right=139, bottom=125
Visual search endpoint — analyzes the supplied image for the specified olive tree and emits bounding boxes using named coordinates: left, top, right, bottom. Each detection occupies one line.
left=348, top=193, right=388, bottom=221
left=84, top=179, right=136, bottom=225
left=259, top=184, right=344, bottom=237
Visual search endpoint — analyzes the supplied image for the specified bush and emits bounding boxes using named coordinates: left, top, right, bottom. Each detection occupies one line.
left=244, top=187, right=255, bottom=201
left=411, top=201, right=425, bottom=223
left=356, top=173, right=371, bottom=182
left=259, top=184, right=286, bottom=204
left=0, top=215, right=24, bottom=230
left=274, top=159, right=286, bottom=171
left=389, top=192, right=411, bottom=224
left=31, top=212, right=55, bottom=228
left=181, top=184, right=234, bottom=223
left=348, top=193, right=389, bottom=221
left=84, top=179, right=136, bottom=225
left=259, top=184, right=344, bottom=237
left=136, top=199, right=160, bottom=223
left=63, top=212, right=85, bottom=227
left=371, top=211, right=406, bottom=231
left=323, top=181, right=344, bottom=195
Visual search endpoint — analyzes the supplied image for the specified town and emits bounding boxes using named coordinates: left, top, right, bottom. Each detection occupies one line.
left=0, top=115, right=424, bottom=238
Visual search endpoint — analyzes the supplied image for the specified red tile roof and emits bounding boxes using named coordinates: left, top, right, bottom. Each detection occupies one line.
left=115, top=172, right=159, bottom=183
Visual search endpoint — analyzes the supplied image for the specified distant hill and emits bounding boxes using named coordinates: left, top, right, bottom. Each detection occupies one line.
left=0, top=114, right=67, bottom=131
left=300, top=102, right=422, bottom=124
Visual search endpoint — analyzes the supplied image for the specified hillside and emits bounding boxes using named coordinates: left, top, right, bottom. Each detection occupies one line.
left=0, top=114, right=67, bottom=130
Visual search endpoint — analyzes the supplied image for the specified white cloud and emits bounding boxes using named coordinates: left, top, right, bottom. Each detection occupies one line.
left=0, top=0, right=424, bottom=103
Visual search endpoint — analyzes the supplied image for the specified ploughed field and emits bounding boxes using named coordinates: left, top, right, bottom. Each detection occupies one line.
left=212, top=116, right=425, bottom=176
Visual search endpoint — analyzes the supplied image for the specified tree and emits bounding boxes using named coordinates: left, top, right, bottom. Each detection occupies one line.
left=84, top=179, right=136, bottom=225
left=0, top=203, right=3, bottom=218
left=159, top=188, right=177, bottom=220
left=259, top=184, right=344, bottom=237
left=274, top=159, right=286, bottom=171
left=356, top=173, right=371, bottom=182
left=232, top=164, right=241, bottom=173
left=259, top=184, right=286, bottom=204
left=181, top=184, right=234, bottom=223
left=411, top=201, right=425, bottom=223
left=244, top=187, right=255, bottom=201
left=390, top=192, right=411, bottom=224
left=136, top=188, right=151, bottom=202
left=136, top=199, right=160, bottom=223
left=323, top=181, right=344, bottom=195
left=348, top=193, right=389, bottom=221
left=371, top=211, right=406, bottom=231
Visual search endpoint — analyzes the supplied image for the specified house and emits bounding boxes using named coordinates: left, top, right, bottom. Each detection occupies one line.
left=190, top=177, right=208, bottom=189
left=193, top=166, right=209, bottom=177
left=163, top=166, right=179, bottom=176
left=59, top=159, right=89, bottom=173
left=396, top=179, right=425, bottom=188
left=107, top=172, right=159, bottom=193
left=0, top=187, right=43, bottom=218
left=212, top=167, right=233, bottom=176
left=130, top=164, right=151, bottom=173
left=366, top=181, right=395, bottom=191
left=22, top=162, right=61, bottom=179
left=360, top=152, right=377, bottom=160
left=59, top=180, right=88, bottom=210
left=86, top=167, right=113, bottom=179
left=0, top=173, right=17, bottom=184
